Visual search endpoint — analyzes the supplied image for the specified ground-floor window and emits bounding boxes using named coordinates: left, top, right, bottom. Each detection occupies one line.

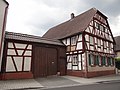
left=88, top=53, right=114, bottom=67
left=72, top=55, right=78, bottom=66
left=101, top=56, right=106, bottom=65
left=89, top=54, right=94, bottom=66
left=67, top=54, right=82, bottom=71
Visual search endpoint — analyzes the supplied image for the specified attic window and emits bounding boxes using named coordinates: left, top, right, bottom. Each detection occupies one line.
left=95, top=22, right=100, bottom=30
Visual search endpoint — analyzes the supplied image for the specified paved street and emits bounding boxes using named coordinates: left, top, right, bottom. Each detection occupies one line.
left=35, top=76, right=80, bottom=89
left=0, top=79, right=43, bottom=90
left=0, top=75, right=120, bottom=90
left=42, top=81, right=120, bottom=90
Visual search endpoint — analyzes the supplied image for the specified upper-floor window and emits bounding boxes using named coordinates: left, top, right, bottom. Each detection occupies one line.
left=95, top=22, right=105, bottom=32
left=95, top=22, right=99, bottom=29
left=90, top=36, right=94, bottom=45
left=100, top=25, right=105, bottom=32
left=71, top=36, right=76, bottom=45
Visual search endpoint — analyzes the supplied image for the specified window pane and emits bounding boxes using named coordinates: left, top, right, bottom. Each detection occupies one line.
left=99, top=56, right=101, bottom=66
left=72, top=55, right=78, bottom=66
left=90, top=36, right=94, bottom=45
left=89, top=54, right=91, bottom=65
left=111, top=58, right=114, bottom=66
left=101, top=56, right=106, bottom=65
left=89, top=54, right=94, bottom=66
left=71, top=36, right=76, bottom=45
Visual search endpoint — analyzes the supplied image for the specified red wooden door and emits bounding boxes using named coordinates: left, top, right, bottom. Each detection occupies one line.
left=47, top=48, right=57, bottom=76
left=33, top=46, right=57, bottom=78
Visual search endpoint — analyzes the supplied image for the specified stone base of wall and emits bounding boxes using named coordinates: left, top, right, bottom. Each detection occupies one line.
left=67, top=70, right=85, bottom=77
left=87, top=70, right=115, bottom=78
left=67, top=70, right=115, bottom=78
left=0, top=74, right=2, bottom=80
left=1, top=72, right=33, bottom=80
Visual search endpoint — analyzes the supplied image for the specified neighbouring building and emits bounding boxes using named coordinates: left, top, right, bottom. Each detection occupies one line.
left=1, top=32, right=66, bottom=80
left=0, top=0, right=9, bottom=78
left=114, top=36, right=120, bottom=72
left=114, top=36, right=120, bottom=58
left=43, top=8, right=116, bottom=78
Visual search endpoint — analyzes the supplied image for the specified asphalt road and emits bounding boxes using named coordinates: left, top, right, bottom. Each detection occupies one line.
left=42, top=81, right=120, bottom=90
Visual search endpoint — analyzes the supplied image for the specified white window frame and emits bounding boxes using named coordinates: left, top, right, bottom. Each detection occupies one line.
left=90, top=36, right=94, bottom=45
left=71, top=36, right=76, bottom=45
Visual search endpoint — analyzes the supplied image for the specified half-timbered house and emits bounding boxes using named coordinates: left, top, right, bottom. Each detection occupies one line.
left=43, top=8, right=116, bottom=77
left=1, top=31, right=66, bottom=80
left=0, top=0, right=9, bottom=77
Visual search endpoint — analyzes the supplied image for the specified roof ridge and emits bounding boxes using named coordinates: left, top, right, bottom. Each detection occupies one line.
left=47, top=8, right=97, bottom=31
left=114, top=35, right=120, bottom=38
left=43, top=8, right=97, bottom=39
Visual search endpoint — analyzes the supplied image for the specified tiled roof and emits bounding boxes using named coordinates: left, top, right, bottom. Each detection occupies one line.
left=114, top=36, right=120, bottom=51
left=5, top=31, right=65, bottom=46
left=43, top=8, right=98, bottom=39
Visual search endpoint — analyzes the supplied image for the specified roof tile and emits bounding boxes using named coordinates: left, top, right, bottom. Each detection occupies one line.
left=5, top=31, right=64, bottom=46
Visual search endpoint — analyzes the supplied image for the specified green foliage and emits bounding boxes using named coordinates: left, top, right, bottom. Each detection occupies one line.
left=115, top=57, right=120, bottom=61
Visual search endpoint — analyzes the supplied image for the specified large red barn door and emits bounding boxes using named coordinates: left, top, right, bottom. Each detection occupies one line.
left=47, top=48, right=57, bottom=76
left=33, top=46, right=57, bottom=78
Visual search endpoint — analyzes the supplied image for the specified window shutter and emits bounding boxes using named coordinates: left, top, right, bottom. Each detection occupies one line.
left=89, top=54, right=91, bottom=65
left=103, top=56, right=106, bottom=65
left=96, top=55, right=99, bottom=65
left=108, top=57, right=111, bottom=65
left=111, top=58, right=114, bottom=65
left=101, top=56, right=105, bottom=65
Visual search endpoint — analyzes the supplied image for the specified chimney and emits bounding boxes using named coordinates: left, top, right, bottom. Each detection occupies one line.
left=71, top=13, right=75, bottom=19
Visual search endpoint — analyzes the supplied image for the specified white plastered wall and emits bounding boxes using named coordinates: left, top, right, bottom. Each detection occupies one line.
left=6, top=43, right=32, bottom=72
left=0, top=0, right=8, bottom=72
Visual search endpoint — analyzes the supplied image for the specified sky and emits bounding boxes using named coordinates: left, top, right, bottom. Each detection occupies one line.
left=6, top=0, right=120, bottom=37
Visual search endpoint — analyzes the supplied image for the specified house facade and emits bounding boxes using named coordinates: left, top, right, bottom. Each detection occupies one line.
left=43, top=8, right=116, bottom=77
left=0, top=8, right=116, bottom=79
left=1, top=32, right=66, bottom=80
left=0, top=0, right=9, bottom=76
